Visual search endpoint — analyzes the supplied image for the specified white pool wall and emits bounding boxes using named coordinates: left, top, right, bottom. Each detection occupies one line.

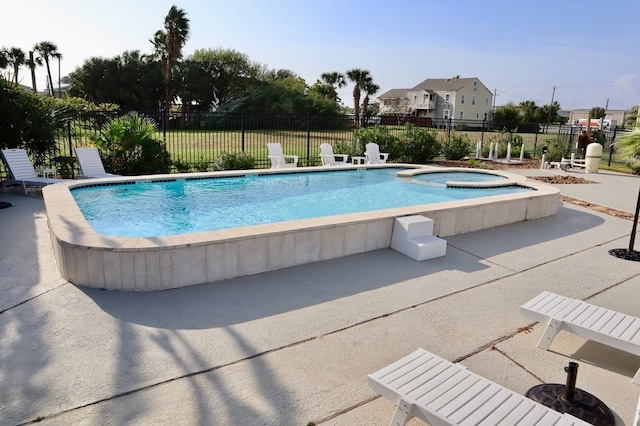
left=43, top=165, right=559, bottom=291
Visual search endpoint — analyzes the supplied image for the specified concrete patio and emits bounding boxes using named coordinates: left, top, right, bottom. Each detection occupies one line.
left=1, top=166, right=639, bottom=425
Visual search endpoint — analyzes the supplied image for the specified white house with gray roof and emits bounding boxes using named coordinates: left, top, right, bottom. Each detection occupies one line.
left=378, top=77, right=493, bottom=121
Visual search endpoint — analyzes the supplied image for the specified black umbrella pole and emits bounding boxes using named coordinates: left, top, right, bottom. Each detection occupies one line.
left=628, top=187, right=640, bottom=251
left=609, top=186, right=640, bottom=261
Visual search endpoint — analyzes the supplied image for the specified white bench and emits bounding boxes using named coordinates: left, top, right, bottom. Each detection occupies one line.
left=549, top=154, right=586, bottom=171
left=368, top=348, right=590, bottom=425
left=520, top=291, right=640, bottom=384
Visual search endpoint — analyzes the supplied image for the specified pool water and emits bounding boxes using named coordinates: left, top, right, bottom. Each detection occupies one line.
left=71, top=168, right=532, bottom=237
left=413, top=171, right=506, bottom=185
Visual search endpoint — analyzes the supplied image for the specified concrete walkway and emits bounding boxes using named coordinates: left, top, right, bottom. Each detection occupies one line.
left=1, top=167, right=640, bottom=425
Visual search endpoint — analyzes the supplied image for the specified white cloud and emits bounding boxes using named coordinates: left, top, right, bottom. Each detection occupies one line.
left=615, top=75, right=639, bottom=93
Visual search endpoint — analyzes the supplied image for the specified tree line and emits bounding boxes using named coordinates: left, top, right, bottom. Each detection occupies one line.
left=0, top=42, right=61, bottom=95
left=0, top=5, right=379, bottom=123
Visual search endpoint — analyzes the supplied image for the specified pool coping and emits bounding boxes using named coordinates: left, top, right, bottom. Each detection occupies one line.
left=43, top=164, right=560, bottom=291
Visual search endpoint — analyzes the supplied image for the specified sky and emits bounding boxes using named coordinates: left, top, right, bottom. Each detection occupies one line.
left=3, top=0, right=640, bottom=112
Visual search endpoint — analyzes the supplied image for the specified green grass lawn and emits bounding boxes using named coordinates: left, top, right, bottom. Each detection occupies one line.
left=51, top=124, right=632, bottom=173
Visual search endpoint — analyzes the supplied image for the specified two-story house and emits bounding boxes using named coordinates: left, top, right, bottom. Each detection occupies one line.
left=378, top=77, right=493, bottom=121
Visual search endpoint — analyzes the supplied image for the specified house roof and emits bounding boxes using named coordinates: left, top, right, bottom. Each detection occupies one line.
left=377, top=88, right=411, bottom=99
left=412, top=77, right=480, bottom=91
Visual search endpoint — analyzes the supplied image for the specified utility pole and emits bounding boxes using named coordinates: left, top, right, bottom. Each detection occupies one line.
left=492, top=89, right=497, bottom=120
left=546, top=86, right=556, bottom=132
left=601, top=98, right=609, bottom=133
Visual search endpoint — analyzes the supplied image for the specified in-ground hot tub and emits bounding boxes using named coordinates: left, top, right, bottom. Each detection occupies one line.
left=43, top=164, right=559, bottom=291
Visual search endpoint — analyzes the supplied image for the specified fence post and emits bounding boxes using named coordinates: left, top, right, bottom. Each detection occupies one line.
left=67, top=121, right=75, bottom=178
left=241, top=112, right=245, bottom=152
left=306, top=113, right=311, bottom=166
left=568, top=125, right=574, bottom=155
left=447, top=118, right=452, bottom=136
left=608, top=128, right=616, bottom=167
left=162, top=107, right=166, bottom=143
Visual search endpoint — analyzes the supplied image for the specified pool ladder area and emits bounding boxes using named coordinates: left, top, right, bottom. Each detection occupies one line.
left=390, top=216, right=447, bottom=261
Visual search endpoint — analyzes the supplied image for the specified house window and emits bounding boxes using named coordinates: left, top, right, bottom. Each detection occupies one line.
left=472, top=96, right=476, bottom=105
left=484, top=112, right=488, bottom=120
left=413, top=95, right=417, bottom=102
left=476, top=112, right=480, bottom=118
left=459, top=111, right=464, bottom=119
left=485, top=97, right=489, bottom=107
left=473, top=81, right=478, bottom=91
left=460, top=95, right=465, bottom=105
left=443, top=109, right=450, bottom=119
left=445, top=94, right=450, bottom=103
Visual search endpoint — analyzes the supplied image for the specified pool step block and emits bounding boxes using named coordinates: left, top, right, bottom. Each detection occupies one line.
left=391, top=215, right=447, bottom=261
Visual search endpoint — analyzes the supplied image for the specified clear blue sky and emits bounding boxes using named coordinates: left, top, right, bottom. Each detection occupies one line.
left=3, top=0, right=640, bottom=111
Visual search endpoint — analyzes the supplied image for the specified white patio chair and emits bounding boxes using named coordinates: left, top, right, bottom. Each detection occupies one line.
left=521, top=291, right=640, bottom=384
left=319, top=143, right=349, bottom=166
left=365, top=142, right=389, bottom=164
left=369, top=348, right=590, bottom=425
left=1, top=148, right=71, bottom=195
left=75, top=147, right=120, bottom=178
left=267, top=143, right=299, bottom=168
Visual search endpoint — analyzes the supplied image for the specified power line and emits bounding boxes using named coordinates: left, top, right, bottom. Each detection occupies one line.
left=493, top=81, right=640, bottom=90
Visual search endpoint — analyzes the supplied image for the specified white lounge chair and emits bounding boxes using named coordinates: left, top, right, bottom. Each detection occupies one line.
left=520, top=291, right=640, bottom=384
left=267, top=143, right=299, bottom=169
left=75, top=147, right=119, bottom=178
left=365, top=142, right=389, bottom=164
left=319, top=143, right=349, bottom=166
left=1, top=148, right=71, bottom=195
left=369, top=348, right=590, bottom=426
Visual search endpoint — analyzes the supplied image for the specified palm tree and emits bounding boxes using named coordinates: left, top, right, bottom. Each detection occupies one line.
left=156, top=5, right=190, bottom=115
left=34, top=41, right=60, bottom=95
left=0, top=48, right=9, bottom=79
left=6, top=47, right=26, bottom=84
left=320, top=71, right=346, bottom=102
left=26, top=51, right=42, bottom=93
left=346, top=68, right=372, bottom=125
left=361, top=80, right=380, bottom=123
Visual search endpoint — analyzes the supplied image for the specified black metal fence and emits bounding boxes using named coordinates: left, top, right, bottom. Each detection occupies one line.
left=0, top=112, right=624, bottom=180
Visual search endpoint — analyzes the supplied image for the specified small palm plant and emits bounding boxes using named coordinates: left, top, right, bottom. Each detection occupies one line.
left=616, top=131, right=640, bottom=174
left=90, top=112, right=172, bottom=175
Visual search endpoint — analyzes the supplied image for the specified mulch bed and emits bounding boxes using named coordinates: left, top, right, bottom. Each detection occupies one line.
left=528, top=175, right=597, bottom=185
left=431, top=159, right=540, bottom=170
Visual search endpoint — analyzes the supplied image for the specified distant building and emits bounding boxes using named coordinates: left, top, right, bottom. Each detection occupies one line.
left=378, top=77, right=493, bottom=121
left=43, top=80, right=70, bottom=97
left=568, top=109, right=627, bottom=128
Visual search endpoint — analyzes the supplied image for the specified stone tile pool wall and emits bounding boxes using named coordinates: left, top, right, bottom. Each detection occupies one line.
left=43, top=165, right=559, bottom=291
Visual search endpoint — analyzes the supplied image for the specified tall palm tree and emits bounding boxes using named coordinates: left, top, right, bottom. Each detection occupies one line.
left=320, top=71, right=346, bottom=102
left=26, top=51, right=42, bottom=93
left=157, top=5, right=190, bottom=114
left=34, top=41, right=60, bottom=95
left=6, top=47, right=26, bottom=84
left=346, top=68, right=372, bottom=125
left=361, top=80, right=380, bottom=122
left=0, top=47, right=9, bottom=79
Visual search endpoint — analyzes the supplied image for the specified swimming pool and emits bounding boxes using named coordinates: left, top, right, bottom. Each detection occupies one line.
left=71, top=168, right=531, bottom=237
left=43, top=165, right=560, bottom=291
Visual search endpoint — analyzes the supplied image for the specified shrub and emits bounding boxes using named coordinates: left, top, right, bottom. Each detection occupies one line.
left=173, top=156, right=211, bottom=173
left=213, top=152, right=255, bottom=171
left=0, top=77, right=65, bottom=165
left=334, top=139, right=362, bottom=158
left=353, top=126, right=402, bottom=160
left=540, top=136, right=568, bottom=162
left=400, top=124, right=440, bottom=163
left=90, top=112, right=172, bottom=175
left=441, top=132, right=472, bottom=160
